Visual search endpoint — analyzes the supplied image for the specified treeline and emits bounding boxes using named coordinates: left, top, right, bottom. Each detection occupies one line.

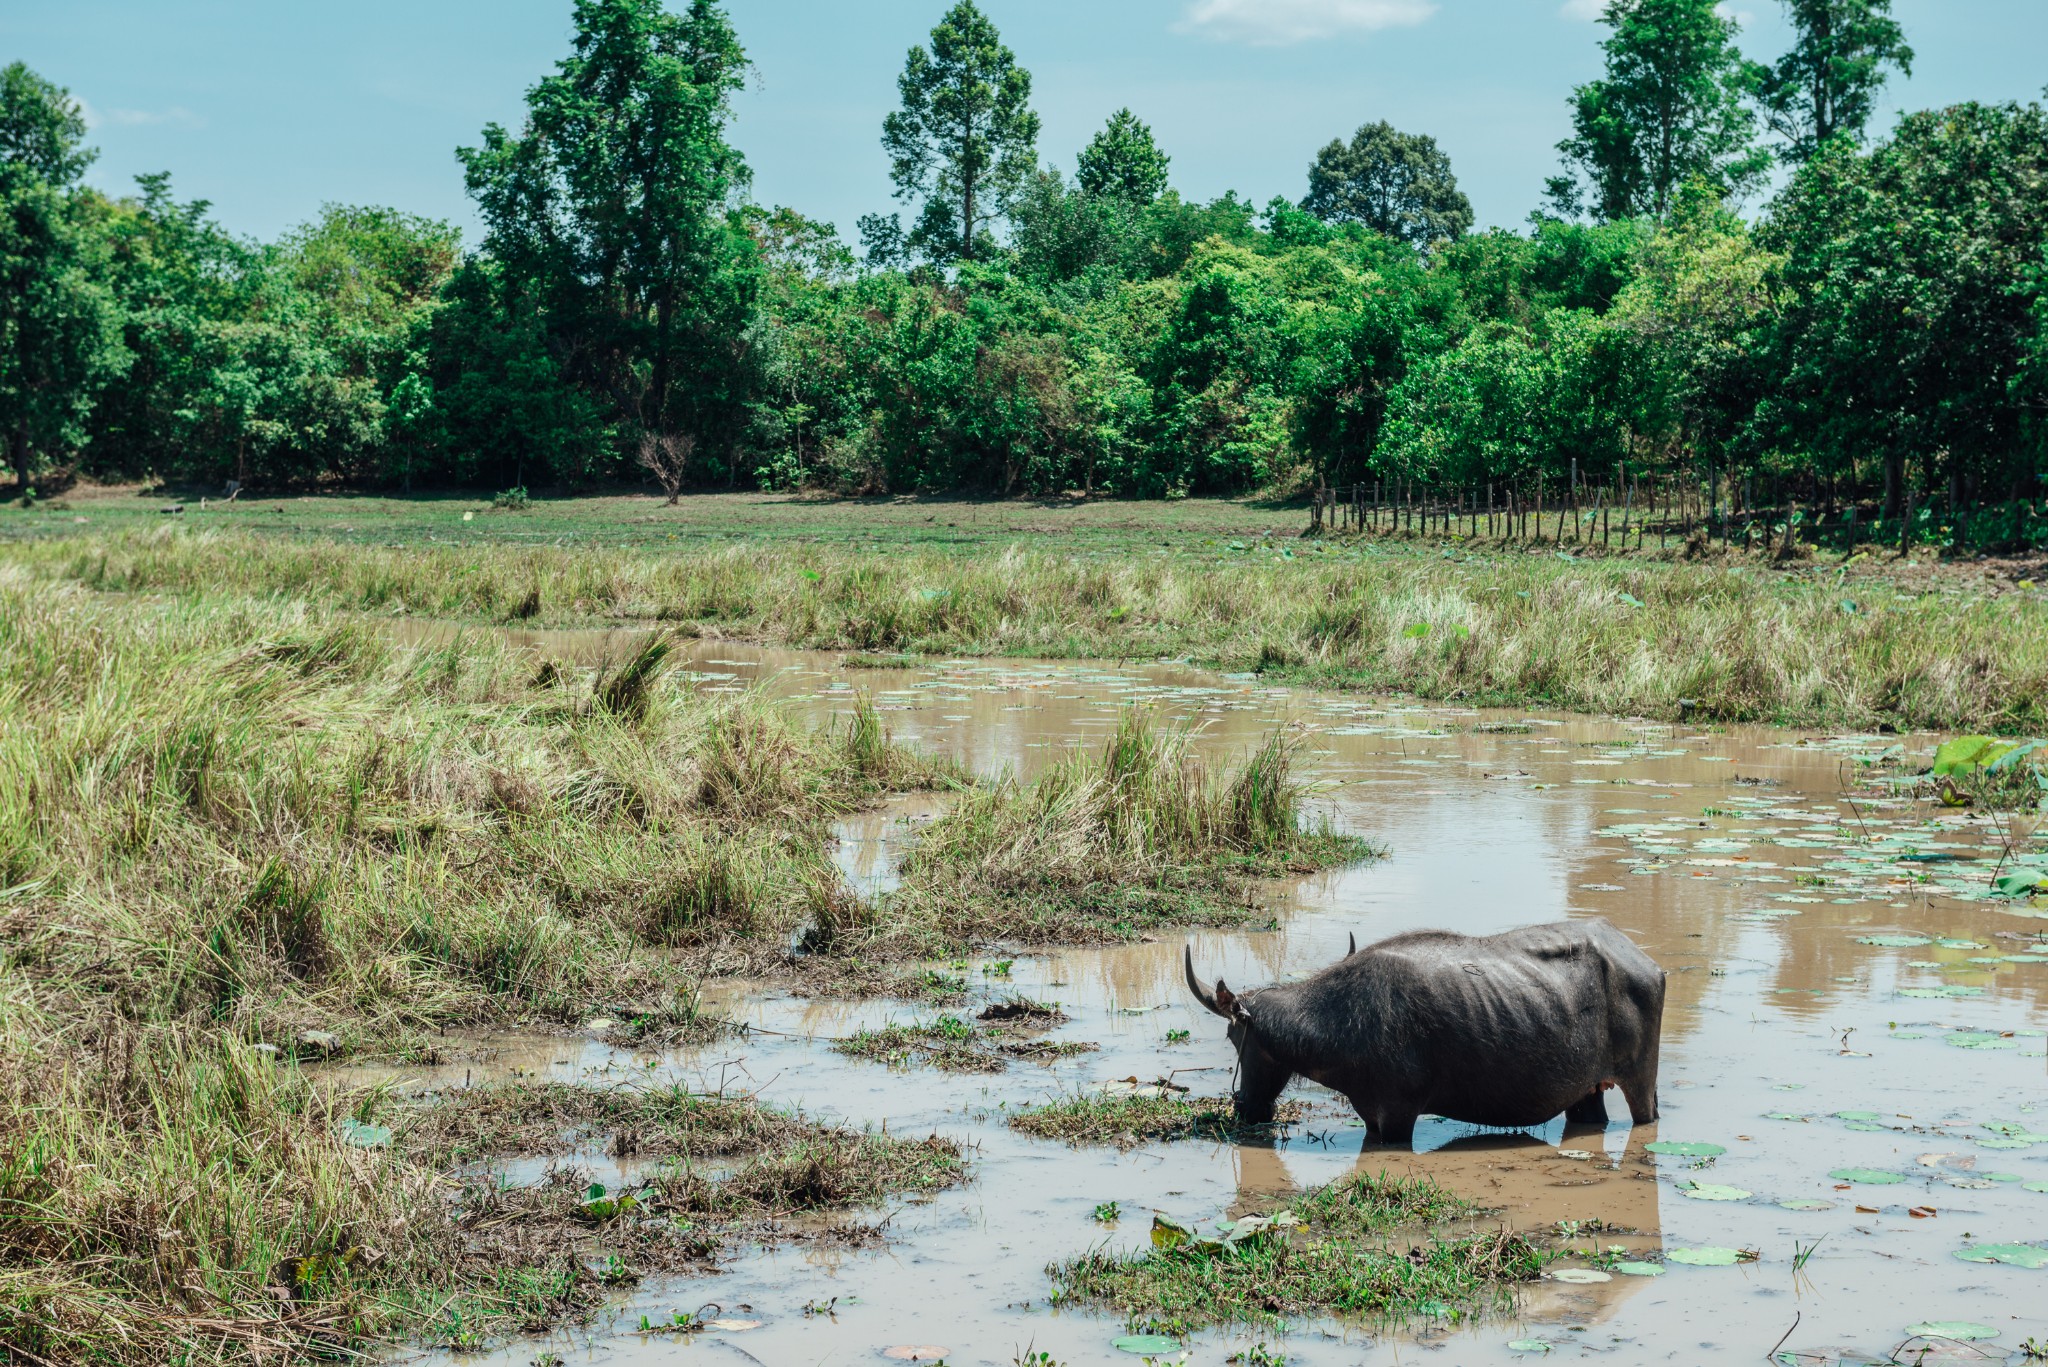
left=2, top=0, right=2045, bottom=529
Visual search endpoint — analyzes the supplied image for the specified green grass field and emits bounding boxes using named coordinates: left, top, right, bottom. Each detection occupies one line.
left=5, top=488, right=2044, bottom=731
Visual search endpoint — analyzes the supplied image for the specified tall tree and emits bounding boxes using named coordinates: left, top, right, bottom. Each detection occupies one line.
left=459, top=0, right=758, bottom=470
left=878, top=1, right=1040, bottom=264
left=0, top=62, right=127, bottom=486
left=1548, top=0, right=1767, bottom=221
left=1077, top=109, right=1170, bottom=206
left=1302, top=121, right=1473, bottom=248
left=1751, top=0, right=1913, bottom=162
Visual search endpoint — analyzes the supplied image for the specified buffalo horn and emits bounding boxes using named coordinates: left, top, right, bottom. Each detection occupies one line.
left=1184, top=945, right=1229, bottom=1018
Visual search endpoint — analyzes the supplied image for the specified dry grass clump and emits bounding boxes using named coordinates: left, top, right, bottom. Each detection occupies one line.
left=879, top=711, right=1374, bottom=950
left=1049, top=1172, right=1544, bottom=1329
left=13, top=526, right=2047, bottom=730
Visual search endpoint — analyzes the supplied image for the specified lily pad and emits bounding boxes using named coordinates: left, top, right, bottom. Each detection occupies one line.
left=2023, top=1182, right=2048, bottom=1194
left=1645, top=1140, right=1727, bottom=1157
left=1905, top=1322, right=1999, bottom=1341
left=1952, top=1243, right=2048, bottom=1269
left=1833, top=1110, right=1882, bottom=1122
left=1612, top=1261, right=1665, bottom=1277
left=1780, top=1199, right=1835, bottom=1211
left=1858, top=934, right=1933, bottom=947
left=1550, top=1268, right=1612, bottom=1283
left=1668, top=1247, right=1748, bottom=1267
left=1508, top=1341, right=1553, bottom=1353
left=1113, top=1335, right=1182, bottom=1355
left=1829, top=1168, right=1905, bottom=1185
left=1680, top=1182, right=1752, bottom=1201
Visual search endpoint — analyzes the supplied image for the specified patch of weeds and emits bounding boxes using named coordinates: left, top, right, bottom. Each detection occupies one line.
left=1094, top=1201, right=1122, bottom=1223
left=1229, top=1346, right=1288, bottom=1367
left=1009, top=1092, right=1310, bottom=1148
left=836, top=1016, right=994, bottom=1072
left=399, top=1082, right=805, bottom=1165
left=1165, top=1029, right=1191, bottom=1045
left=836, top=998, right=1091, bottom=1072
left=1049, top=1172, right=1542, bottom=1327
left=885, top=712, right=1378, bottom=952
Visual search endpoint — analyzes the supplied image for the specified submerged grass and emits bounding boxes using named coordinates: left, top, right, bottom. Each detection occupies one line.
left=1050, top=1172, right=1544, bottom=1330
left=881, top=711, right=1373, bottom=950
left=4, top=525, right=2044, bottom=730
left=1007, top=1092, right=1310, bottom=1147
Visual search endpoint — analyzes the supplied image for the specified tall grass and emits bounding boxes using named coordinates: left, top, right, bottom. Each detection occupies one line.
left=0, top=573, right=967, bottom=1359
left=880, top=711, right=1373, bottom=950
left=7, top=526, right=2042, bottom=729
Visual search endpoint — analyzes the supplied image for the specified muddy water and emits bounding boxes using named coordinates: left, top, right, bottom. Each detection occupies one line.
left=393, top=633, right=2048, bottom=1366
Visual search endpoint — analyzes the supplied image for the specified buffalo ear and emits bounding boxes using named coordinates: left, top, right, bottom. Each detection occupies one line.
left=1214, top=981, right=1237, bottom=1015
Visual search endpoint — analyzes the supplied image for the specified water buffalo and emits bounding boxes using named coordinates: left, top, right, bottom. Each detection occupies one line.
left=1185, top=919, right=1665, bottom=1143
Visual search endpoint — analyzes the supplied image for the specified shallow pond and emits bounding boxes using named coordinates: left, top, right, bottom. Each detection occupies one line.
left=386, top=632, right=2048, bottom=1366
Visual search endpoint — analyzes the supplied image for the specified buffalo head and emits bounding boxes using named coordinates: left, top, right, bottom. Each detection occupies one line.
left=1184, top=946, right=1292, bottom=1124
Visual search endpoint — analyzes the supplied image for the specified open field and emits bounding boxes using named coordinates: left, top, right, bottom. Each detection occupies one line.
left=3, top=495, right=2046, bottom=731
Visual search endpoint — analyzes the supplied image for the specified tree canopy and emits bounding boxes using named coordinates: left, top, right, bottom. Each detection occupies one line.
left=1303, top=121, right=1473, bottom=248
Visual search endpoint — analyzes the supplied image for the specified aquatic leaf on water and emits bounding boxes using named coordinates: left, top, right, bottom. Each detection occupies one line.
left=1833, top=1110, right=1882, bottom=1122
left=1828, top=1168, right=1905, bottom=1184
left=1150, top=1214, right=1194, bottom=1251
left=1667, top=1247, right=1748, bottom=1267
left=1550, top=1268, right=1611, bottom=1283
left=1952, top=1243, right=2048, bottom=1269
left=1113, top=1335, right=1182, bottom=1355
left=1905, top=1322, right=1999, bottom=1341
left=1611, top=1261, right=1665, bottom=1276
left=2023, top=1182, right=2048, bottom=1194
left=335, top=1119, right=392, bottom=1149
left=1508, top=1340, right=1554, bottom=1352
left=1780, top=1199, right=1834, bottom=1211
left=1857, top=934, right=1932, bottom=947
left=1680, top=1182, right=1752, bottom=1202
left=1933, top=736, right=2021, bottom=777
left=1645, top=1140, right=1726, bottom=1157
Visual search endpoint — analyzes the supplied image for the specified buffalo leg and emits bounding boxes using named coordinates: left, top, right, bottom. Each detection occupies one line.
left=1620, top=982, right=1665, bottom=1124
left=1374, top=1110, right=1417, bottom=1146
left=1565, top=1089, right=1608, bottom=1125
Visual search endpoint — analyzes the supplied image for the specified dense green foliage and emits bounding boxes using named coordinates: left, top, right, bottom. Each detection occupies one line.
left=2, top=0, right=2044, bottom=532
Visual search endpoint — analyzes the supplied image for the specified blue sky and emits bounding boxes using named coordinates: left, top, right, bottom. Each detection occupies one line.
left=5, top=0, right=2043, bottom=247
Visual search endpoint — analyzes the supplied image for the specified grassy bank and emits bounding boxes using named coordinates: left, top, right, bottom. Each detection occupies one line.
left=5, top=525, right=2044, bottom=730
left=1050, top=1173, right=1544, bottom=1331
left=0, top=572, right=1365, bottom=1361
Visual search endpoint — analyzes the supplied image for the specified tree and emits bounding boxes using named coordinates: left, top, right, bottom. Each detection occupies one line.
left=1751, top=0, right=1913, bottom=162
left=459, top=0, right=759, bottom=475
left=879, top=1, right=1040, bottom=265
left=0, top=63, right=127, bottom=486
left=1549, top=0, right=1767, bottom=221
left=1759, top=100, right=2048, bottom=517
left=1302, top=121, right=1473, bottom=248
left=1076, top=109, right=1169, bottom=205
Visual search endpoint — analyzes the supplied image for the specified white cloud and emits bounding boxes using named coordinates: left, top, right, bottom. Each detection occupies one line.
left=75, top=98, right=205, bottom=130
left=1179, top=0, right=1437, bottom=45
left=1559, top=0, right=1605, bottom=19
